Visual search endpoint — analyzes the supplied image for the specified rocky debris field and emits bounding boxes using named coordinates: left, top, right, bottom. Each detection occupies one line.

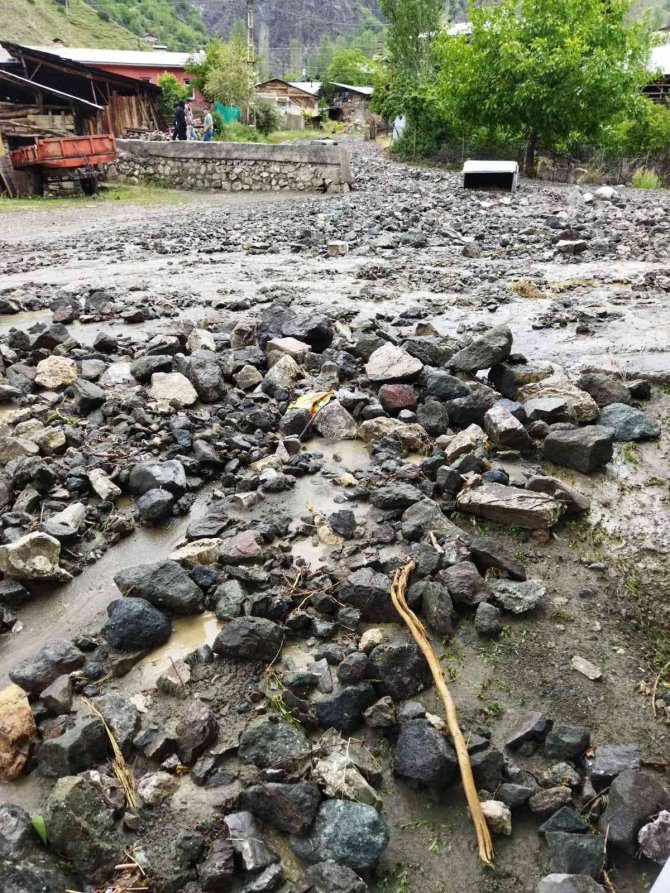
left=0, top=141, right=669, bottom=893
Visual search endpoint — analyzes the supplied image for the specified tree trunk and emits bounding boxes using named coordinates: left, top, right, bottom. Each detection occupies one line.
left=525, top=129, right=538, bottom=178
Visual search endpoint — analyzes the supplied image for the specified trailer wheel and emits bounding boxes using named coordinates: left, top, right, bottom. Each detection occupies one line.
left=80, top=174, right=98, bottom=196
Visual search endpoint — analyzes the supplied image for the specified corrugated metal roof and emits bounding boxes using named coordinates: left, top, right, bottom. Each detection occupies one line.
left=288, top=80, right=321, bottom=95
left=330, top=82, right=373, bottom=96
left=28, top=46, right=201, bottom=68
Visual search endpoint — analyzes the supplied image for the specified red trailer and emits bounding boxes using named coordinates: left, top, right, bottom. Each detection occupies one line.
left=9, top=134, right=116, bottom=195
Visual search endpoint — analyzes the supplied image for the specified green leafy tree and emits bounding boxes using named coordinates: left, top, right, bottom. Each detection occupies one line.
left=434, top=0, right=655, bottom=171
left=205, top=40, right=252, bottom=108
left=379, top=0, right=443, bottom=78
left=188, top=38, right=251, bottom=110
left=156, top=71, right=189, bottom=119
left=326, top=48, right=377, bottom=85
left=254, top=98, right=282, bottom=135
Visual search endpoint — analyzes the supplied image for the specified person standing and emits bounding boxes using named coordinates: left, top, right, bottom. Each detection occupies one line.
left=172, top=100, right=187, bottom=141
left=186, top=102, right=197, bottom=140
left=203, top=105, right=214, bottom=142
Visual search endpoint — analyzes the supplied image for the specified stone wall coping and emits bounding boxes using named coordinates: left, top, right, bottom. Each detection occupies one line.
left=116, top=138, right=351, bottom=175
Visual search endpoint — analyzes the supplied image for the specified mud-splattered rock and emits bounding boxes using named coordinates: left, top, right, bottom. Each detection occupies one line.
left=367, top=643, right=431, bottom=700
left=239, top=715, right=310, bottom=768
left=213, top=616, right=283, bottom=661
left=176, top=700, right=219, bottom=764
left=241, top=781, right=321, bottom=833
left=44, top=775, right=123, bottom=882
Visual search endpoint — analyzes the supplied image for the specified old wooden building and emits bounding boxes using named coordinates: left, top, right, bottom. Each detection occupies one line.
left=0, top=41, right=163, bottom=146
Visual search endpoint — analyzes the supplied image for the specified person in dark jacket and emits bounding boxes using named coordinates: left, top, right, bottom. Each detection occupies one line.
left=172, top=100, right=187, bottom=141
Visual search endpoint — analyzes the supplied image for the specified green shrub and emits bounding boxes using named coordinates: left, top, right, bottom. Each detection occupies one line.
left=254, top=100, right=282, bottom=137
left=631, top=167, right=662, bottom=189
left=220, top=122, right=260, bottom=142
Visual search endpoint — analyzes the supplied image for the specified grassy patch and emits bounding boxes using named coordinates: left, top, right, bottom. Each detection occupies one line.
left=4, top=0, right=138, bottom=48
left=0, top=184, right=183, bottom=213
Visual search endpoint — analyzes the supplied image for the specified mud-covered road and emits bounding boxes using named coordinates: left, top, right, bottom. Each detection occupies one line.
left=0, top=141, right=669, bottom=893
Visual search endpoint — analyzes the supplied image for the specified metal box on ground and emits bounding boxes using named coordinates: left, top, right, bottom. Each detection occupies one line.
left=462, top=160, right=519, bottom=192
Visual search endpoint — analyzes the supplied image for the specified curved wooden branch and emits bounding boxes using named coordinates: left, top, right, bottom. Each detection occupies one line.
left=391, top=560, right=495, bottom=867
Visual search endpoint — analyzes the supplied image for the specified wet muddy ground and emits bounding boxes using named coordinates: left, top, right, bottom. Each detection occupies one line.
left=0, top=142, right=669, bottom=893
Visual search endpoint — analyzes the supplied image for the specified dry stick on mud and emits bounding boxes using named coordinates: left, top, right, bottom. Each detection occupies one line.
left=390, top=560, right=495, bottom=867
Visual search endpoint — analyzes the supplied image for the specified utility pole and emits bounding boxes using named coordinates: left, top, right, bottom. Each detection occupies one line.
left=246, top=0, right=255, bottom=126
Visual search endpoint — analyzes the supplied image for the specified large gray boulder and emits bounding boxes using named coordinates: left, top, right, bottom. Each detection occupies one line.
left=128, top=460, right=187, bottom=497
left=449, top=326, right=513, bottom=372
left=290, top=800, right=389, bottom=873
left=543, top=427, right=614, bottom=473
left=114, top=560, right=204, bottom=614
left=598, top=403, right=660, bottom=441
left=598, top=769, right=670, bottom=854
left=101, top=597, right=171, bottom=651
left=44, top=775, right=124, bottom=882
left=239, top=715, right=310, bottom=768
left=394, top=719, right=457, bottom=788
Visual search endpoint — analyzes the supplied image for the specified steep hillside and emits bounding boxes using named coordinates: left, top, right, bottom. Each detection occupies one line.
left=191, top=0, right=384, bottom=52
left=87, top=0, right=208, bottom=51
left=2, top=0, right=141, bottom=49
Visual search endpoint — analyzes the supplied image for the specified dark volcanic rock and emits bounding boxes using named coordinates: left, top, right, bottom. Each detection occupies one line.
left=394, top=719, right=457, bottom=788
left=441, top=561, right=491, bottom=606
left=315, top=682, right=377, bottom=734
left=199, top=838, right=235, bottom=892
left=544, top=725, right=590, bottom=761
left=543, top=427, right=614, bottom=473
left=102, top=597, right=171, bottom=650
left=9, top=639, right=85, bottom=695
left=598, top=403, right=660, bottom=441
left=409, top=580, right=454, bottom=636
left=135, top=488, right=175, bottom=524
left=339, top=568, right=393, bottom=622
left=44, top=775, right=123, bottom=882
left=37, top=718, right=109, bottom=777
left=241, top=781, right=321, bottom=833
left=301, top=860, right=367, bottom=893
left=213, top=616, right=283, bottom=661
left=114, top=560, right=204, bottom=614
left=367, top=643, right=431, bottom=700
left=598, top=769, right=670, bottom=854
left=469, top=536, right=527, bottom=581
left=545, top=832, right=605, bottom=878
left=128, top=460, right=187, bottom=497
left=449, top=326, right=513, bottom=373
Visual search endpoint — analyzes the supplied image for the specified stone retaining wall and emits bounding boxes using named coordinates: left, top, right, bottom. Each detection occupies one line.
left=107, top=139, right=352, bottom=193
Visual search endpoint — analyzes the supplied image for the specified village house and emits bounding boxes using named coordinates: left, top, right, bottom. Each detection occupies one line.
left=645, top=38, right=670, bottom=104
left=328, top=82, right=374, bottom=124
left=26, top=45, right=201, bottom=99
left=0, top=41, right=163, bottom=144
left=254, top=79, right=322, bottom=128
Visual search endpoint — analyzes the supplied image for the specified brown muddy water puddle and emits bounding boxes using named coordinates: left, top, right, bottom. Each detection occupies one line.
left=0, top=439, right=377, bottom=688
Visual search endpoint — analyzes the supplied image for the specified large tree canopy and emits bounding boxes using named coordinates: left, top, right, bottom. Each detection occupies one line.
left=434, top=0, right=654, bottom=152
